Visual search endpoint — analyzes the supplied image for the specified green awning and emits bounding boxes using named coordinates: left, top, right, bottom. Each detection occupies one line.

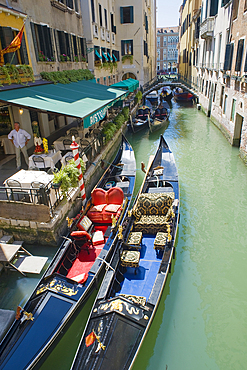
left=110, top=78, right=139, bottom=92
left=0, top=80, right=127, bottom=128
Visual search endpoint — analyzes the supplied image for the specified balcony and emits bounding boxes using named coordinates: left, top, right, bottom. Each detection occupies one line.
left=200, top=17, right=214, bottom=39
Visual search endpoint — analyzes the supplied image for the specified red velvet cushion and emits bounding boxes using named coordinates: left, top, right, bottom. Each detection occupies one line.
left=91, top=188, right=107, bottom=205
left=71, top=230, right=91, bottom=240
left=107, top=187, right=124, bottom=205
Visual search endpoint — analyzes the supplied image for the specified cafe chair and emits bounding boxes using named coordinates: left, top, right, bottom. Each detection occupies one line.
left=63, top=138, right=72, bottom=150
left=6, top=179, right=30, bottom=202
left=31, top=181, right=45, bottom=189
left=65, top=154, right=74, bottom=164
left=32, top=155, right=46, bottom=168
left=31, top=181, right=46, bottom=204
left=69, top=129, right=79, bottom=137
left=80, top=139, right=90, bottom=147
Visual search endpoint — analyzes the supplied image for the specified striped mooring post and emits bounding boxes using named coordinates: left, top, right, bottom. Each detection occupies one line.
left=70, top=136, right=86, bottom=205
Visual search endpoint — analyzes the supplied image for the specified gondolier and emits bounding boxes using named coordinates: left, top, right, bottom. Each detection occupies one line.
left=8, top=122, right=31, bottom=170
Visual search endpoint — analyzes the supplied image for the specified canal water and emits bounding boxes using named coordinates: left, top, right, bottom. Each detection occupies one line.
left=2, top=100, right=247, bottom=370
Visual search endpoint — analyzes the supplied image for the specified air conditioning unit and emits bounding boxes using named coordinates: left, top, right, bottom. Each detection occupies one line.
left=112, top=33, right=115, bottom=44
left=101, top=28, right=105, bottom=40
left=93, top=24, right=98, bottom=38
left=106, top=31, right=110, bottom=42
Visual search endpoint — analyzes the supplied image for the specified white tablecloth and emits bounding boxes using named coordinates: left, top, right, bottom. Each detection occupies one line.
left=4, top=170, right=57, bottom=206
left=28, top=151, right=62, bottom=169
left=0, top=135, right=15, bottom=154
left=4, top=170, right=54, bottom=188
left=53, top=136, right=80, bottom=151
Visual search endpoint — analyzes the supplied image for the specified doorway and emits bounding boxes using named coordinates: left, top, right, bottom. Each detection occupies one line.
left=233, top=113, right=244, bottom=147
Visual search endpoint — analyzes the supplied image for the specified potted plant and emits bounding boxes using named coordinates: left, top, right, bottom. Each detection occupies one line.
left=52, top=158, right=85, bottom=196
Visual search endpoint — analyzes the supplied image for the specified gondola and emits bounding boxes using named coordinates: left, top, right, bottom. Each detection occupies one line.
left=148, top=103, right=170, bottom=132
left=128, top=104, right=152, bottom=133
left=0, top=135, right=136, bottom=370
left=160, top=88, right=173, bottom=102
left=71, top=135, right=179, bottom=370
left=145, top=90, right=159, bottom=105
left=173, top=88, right=194, bottom=102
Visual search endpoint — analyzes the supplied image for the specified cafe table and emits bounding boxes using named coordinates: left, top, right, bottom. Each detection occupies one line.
left=53, top=136, right=80, bottom=151
left=28, top=150, right=62, bottom=169
left=4, top=170, right=57, bottom=206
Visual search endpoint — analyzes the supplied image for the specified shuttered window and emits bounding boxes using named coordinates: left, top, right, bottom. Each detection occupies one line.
left=144, top=41, right=148, bottom=56
left=232, top=0, right=240, bottom=20
left=91, top=0, right=95, bottom=23
left=221, top=0, right=230, bottom=6
left=244, top=0, right=247, bottom=12
left=121, top=40, right=133, bottom=55
left=66, top=0, right=73, bottom=9
left=235, top=39, right=244, bottom=72
left=120, top=6, right=134, bottom=24
left=99, top=4, right=102, bottom=27
left=223, top=43, right=234, bottom=71
left=74, top=0, right=79, bottom=12
left=31, top=23, right=53, bottom=61
left=210, top=0, right=219, bottom=15
left=104, top=9, right=108, bottom=29
left=112, top=50, right=119, bottom=61
left=80, top=38, right=87, bottom=59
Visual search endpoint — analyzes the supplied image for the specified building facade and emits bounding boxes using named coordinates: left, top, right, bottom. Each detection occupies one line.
left=82, top=0, right=156, bottom=87
left=178, top=0, right=247, bottom=164
left=157, top=26, right=179, bottom=73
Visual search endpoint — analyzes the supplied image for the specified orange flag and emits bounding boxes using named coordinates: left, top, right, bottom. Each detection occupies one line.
left=85, top=331, right=96, bottom=347
left=0, top=22, right=25, bottom=65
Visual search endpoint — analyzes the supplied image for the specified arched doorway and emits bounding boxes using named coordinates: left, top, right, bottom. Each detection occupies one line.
left=122, top=72, right=137, bottom=80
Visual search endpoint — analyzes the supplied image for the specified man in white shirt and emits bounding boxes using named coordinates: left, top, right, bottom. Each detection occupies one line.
left=8, top=122, right=31, bottom=169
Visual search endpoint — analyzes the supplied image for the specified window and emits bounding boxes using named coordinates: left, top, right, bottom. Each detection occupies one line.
left=220, top=85, right=224, bottom=107
left=91, top=0, right=95, bottom=22
left=74, top=0, right=79, bottom=12
left=144, top=41, right=148, bottom=56
left=210, top=0, right=219, bottom=16
left=79, top=38, right=87, bottom=60
left=66, top=0, right=73, bottom=8
left=157, top=37, right=160, bottom=47
left=232, top=0, right=240, bottom=20
left=99, top=4, right=102, bottom=27
left=112, top=49, right=119, bottom=61
left=163, top=49, right=166, bottom=60
left=120, top=6, right=134, bottom=24
left=30, top=23, right=53, bottom=62
left=157, top=49, right=160, bottom=60
left=223, top=43, right=234, bottom=71
left=57, top=30, right=71, bottom=60
left=235, top=39, right=244, bottom=72
left=223, top=94, right=227, bottom=114
left=111, top=13, right=116, bottom=33
left=104, top=9, right=108, bottom=29
left=163, top=37, right=167, bottom=46
left=231, top=99, right=236, bottom=121
left=0, top=26, right=29, bottom=65
left=121, top=40, right=133, bottom=55
left=213, top=83, right=217, bottom=102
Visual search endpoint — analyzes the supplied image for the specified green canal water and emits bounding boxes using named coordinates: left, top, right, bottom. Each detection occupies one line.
left=1, top=101, right=247, bottom=369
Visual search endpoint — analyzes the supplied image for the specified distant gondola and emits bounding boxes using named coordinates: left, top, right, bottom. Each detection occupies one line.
left=70, top=135, right=180, bottom=370
left=128, top=104, right=152, bottom=133
left=148, top=103, right=170, bottom=132
left=173, top=87, right=194, bottom=102
left=145, top=90, right=159, bottom=105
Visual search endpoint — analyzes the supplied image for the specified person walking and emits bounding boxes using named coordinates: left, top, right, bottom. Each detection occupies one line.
left=8, top=122, right=31, bottom=169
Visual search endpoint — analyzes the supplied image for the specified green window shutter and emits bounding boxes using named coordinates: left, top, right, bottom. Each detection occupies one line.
left=232, top=0, right=240, bottom=20
left=19, top=31, right=29, bottom=64
left=130, top=6, right=134, bottom=23
left=121, top=40, right=125, bottom=55
left=30, top=22, right=39, bottom=62
left=244, top=50, right=247, bottom=72
left=223, top=43, right=234, bottom=71
left=120, top=7, right=123, bottom=24
left=235, top=39, right=244, bottom=72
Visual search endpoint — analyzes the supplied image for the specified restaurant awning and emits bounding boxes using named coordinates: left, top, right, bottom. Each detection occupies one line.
left=110, top=78, right=139, bottom=92
left=0, top=80, right=128, bottom=128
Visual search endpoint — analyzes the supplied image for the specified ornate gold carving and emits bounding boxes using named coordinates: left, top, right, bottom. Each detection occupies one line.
left=99, top=299, right=140, bottom=315
left=118, top=225, right=123, bottom=240
left=36, top=278, right=78, bottom=296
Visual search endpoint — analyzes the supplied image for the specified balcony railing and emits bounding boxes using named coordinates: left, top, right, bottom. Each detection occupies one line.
left=200, top=17, right=215, bottom=39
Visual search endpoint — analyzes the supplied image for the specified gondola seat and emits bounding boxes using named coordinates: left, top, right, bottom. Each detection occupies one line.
left=133, top=192, right=175, bottom=234
left=121, top=250, right=140, bottom=272
left=87, top=187, right=124, bottom=224
left=125, top=231, right=143, bottom=249
left=154, top=232, right=168, bottom=250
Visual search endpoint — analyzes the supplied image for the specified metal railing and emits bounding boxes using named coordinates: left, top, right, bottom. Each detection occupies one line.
left=0, top=181, right=63, bottom=215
